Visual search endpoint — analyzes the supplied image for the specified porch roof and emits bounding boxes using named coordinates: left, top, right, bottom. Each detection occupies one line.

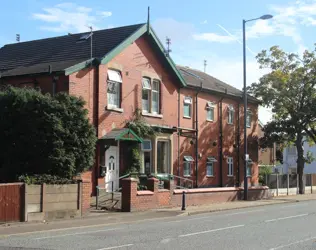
left=100, top=128, right=143, bottom=143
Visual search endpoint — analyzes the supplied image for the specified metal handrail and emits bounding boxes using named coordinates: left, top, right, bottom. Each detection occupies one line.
left=96, top=173, right=130, bottom=209
left=152, top=173, right=193, bottom=189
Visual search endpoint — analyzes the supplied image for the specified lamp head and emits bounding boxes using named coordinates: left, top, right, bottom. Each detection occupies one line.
left=260, top=14, right=273, bottom=20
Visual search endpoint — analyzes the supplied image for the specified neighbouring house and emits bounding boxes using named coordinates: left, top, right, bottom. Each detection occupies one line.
left=258, top=120, right=276, bottom=167
left=281, top=137, right=316, bottom=174
left=0, top=22, right=260, bottom=195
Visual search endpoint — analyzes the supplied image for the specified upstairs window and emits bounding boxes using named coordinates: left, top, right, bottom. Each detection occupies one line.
left=206, top=101, right=215, bottom=121
left=246, top=109, right=252, bottom=128
left=107, top=69, right=122, bottom=108
left=228, top=105, right=234, bottom=124
left=142, top=78, right=151, bottom=113
left=152, top=80, right=160, bottom=114
left=142, top=78, right=161, bottom=114
left=183, top=97, right=192, bottom=118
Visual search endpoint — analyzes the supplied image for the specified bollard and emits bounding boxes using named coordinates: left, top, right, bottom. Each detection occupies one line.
left=111, top=182, right=114, bottom=202
left=181, top=191, right=186, bottom=211
left=96, top=186, right=99, bottom=210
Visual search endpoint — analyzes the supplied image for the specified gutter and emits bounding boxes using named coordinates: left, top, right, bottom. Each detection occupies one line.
left=195, top=82, right=203, bottom=188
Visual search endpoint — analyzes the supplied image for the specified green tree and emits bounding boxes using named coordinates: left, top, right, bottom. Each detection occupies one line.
left=249, top=45, right=316, bottom=194
left=0, top=86, right=97, bottom=182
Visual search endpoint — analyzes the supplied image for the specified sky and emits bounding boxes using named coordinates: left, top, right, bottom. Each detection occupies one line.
left=1, top=0, right=316, bottom=124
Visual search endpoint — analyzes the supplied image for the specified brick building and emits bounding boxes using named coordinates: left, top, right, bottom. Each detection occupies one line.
left=0, top=23, right=259, bottom=194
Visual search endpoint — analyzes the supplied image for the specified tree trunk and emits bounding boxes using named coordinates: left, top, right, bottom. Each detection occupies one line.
left=296, top=133, right=305, bottom=194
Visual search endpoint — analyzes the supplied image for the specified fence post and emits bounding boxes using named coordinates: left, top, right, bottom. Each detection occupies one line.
left=111, top=182, right=114, bottom=202
left=181, top=191, right=186, bottom=211
left=287, top=173, right=289, bottom=196
left=311, top=174, right=313, bottom=194
left=297, top=174, right=299, bottom=194
left=265, top=174, right=268, bottom=187
left=96, top=186, right=99, bottom=210
left=276, top=173, right=279, bottom=196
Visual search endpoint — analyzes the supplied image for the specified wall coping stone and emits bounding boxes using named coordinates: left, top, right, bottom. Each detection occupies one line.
left=137, top=190, right=154, bottom=196
left=173, top=186, right=269, bottom=194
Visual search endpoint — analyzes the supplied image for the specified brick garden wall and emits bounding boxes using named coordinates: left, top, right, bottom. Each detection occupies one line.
left=121, top=177, right=270, bottom=212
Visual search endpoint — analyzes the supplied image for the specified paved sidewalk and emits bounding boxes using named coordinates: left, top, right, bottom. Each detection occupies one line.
left=1, top=194, right=316, bottom=237
left=161, top=194, right=316, bottom=216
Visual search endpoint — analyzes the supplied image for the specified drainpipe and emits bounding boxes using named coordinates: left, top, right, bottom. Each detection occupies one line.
left=94, top=62, right=100, bottom=195
left=237, top=102, right=240, bottom=186
left=219, top=98, right=223, bottom=187
left=178, top=87, right=181, bottom=179
left=195, top=82, right=203, bottom=188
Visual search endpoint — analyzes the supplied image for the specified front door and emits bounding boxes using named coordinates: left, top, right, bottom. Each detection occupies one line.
left=105, top=146, right=119, bottom=192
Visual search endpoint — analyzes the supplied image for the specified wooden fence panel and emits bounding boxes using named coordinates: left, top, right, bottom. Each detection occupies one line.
left=0, top=183, right=24, bottom=222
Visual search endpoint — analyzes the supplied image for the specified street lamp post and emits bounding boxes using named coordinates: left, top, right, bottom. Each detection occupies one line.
left=243, top=14, right=273, bottom=201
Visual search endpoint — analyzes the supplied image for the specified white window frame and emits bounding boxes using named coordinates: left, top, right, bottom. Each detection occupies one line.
left=142, top=77, right=151, bottom=113
left=227, top=157, right=233, bottom=176
left=151, top=80, right=160, bottom=114
left=246, top=109, right=252, bottom=128
left=183, top=96, right=192, bottom=118
left=141, top=140, right=152, bottom=151
left=107, top=69, right=122, bottom=108
left=228, top=105, right=234, bottom=125
left=206, top=101, right=215, bottom=121
left=206, top=162, right=214, bottom=177
left=183, top=156, right=194, bottom=177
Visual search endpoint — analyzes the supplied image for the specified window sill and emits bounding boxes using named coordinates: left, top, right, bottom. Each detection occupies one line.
left=106, top=106, right=124, bottom=113
left=184, top=175, right=191, bottom=178
left=227, top=123, right=234, bottom=125
left=206, top=175, right=214, bottom=178
left=183, top=116, right=191, bottom=119
left=246, top=126, right=251, bottom=128
left=206, top=119, right=214, bottom=122
left=142, top=112, right=163, bottom=119
left=227, top=175, right=234, bottom=177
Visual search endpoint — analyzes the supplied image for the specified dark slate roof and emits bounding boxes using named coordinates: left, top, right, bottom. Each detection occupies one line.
left=0, top=23, right=145, bottom=77
left=177, top=65, right=259, bottom=103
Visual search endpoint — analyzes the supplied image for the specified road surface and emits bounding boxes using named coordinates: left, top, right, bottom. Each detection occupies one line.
left=1, top=200, right=316, bottom=250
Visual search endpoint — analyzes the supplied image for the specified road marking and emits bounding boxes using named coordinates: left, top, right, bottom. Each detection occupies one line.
left=265, top=213, right=308, bottom=223
left=34, top=228, right=122, bottom=240
left=280, top=204, right=307, bottom=209
left=97, top=244, right=134, bottom=250
left=269, top=236, right=316, bottom=250
left=224, top=209, right=265, bottom=216
left=178, top=224, right=244, bottom=238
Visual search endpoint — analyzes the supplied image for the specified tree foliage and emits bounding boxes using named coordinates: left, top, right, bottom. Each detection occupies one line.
left=249, top=45, right=316, bottom=194
left=0, top=86, right=97, bottom=182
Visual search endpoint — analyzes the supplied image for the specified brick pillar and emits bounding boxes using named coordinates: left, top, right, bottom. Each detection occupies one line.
left=147, top=178, right=159, bottom=192
left=81, top=180, right=91, bottom=216
left=121, top=178, right=138, bottom=212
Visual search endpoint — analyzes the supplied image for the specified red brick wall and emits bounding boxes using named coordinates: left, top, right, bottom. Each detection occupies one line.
left=121, top=178, right=270, bottom=212
left=81, top=180, right=91, bottom=215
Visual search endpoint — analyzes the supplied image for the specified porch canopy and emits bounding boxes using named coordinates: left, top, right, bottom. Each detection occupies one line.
left=99, top=128, right=143, bottom=143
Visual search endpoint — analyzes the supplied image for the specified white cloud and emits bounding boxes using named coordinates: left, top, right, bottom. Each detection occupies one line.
left=193, top=33, right=236, bottom=43
left=33, top=3, right=112, bottom=33
left=201, top=20, right=208, bottom=24
left=97, top=11, right=112, bottom=17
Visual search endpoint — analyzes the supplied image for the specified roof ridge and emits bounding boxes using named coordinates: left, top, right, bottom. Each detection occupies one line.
left=2, top=23, right=146, bottom=47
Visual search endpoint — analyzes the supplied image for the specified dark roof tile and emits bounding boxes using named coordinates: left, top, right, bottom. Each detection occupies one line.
left=0, top=24, right=145, bottom=77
